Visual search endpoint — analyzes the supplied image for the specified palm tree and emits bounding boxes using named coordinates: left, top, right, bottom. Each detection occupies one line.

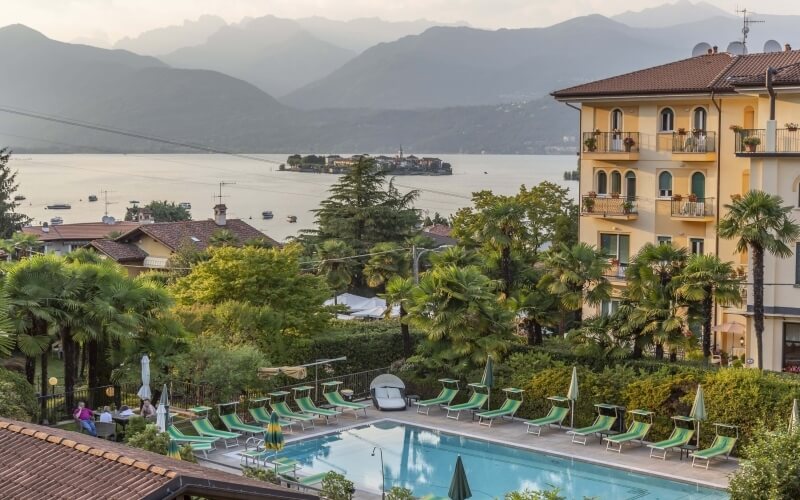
left=209, top=229, right=239, bottom=247
left=429, top=246, right=481, bottom=269
left=315, top=239, right=355, bottom=304
left=719, top=191, right=800, bottom=368
left=540, top=242, right=611, bottom=333
left=511, top=284, right=557, bottom=346
left=474, top=200, right=528, bottom=296
left=363, top=242, right=409, bottom=291
left=1, top=232, right=41, bottom=260
left=381, top=276, right=415, bottom=356
left=677, top=254, right=743, bottom=359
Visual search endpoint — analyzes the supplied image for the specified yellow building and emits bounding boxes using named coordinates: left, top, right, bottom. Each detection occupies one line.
left=552, top=47, right=800, bottom=371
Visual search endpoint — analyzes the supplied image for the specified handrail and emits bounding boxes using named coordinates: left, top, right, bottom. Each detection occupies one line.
left=583, top=131, right=640, bottom=153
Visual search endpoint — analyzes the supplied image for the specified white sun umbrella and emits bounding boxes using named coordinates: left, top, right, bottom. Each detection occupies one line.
left=567, top=367, right=579, bottom=428
left=790, top=399, right=799, bottom=433
left=690, top=384, right=707, bottom=447
left=156, top=384, right=170, bottom=432
left=136, top=355, right=152, bottom=401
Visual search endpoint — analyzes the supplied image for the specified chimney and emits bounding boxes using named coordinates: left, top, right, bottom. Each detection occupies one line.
left=42, top=222, right=49, bottom=233
left=712, top=45, right=718, bottom=54
left=707, top=48, right=713, bottom=55
left=213, top=204, right=227, bottom=226
left=786, top=43, right=792, bottom=52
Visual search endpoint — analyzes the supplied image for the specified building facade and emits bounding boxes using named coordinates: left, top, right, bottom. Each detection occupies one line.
left=553, top=48, right=800, bottom=371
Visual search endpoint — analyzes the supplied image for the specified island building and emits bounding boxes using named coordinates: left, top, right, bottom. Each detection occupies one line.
left=552, top=44, right=800, bottom=372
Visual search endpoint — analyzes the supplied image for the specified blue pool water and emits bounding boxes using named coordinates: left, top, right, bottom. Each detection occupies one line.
left=278, top=421, right=728, bottom=499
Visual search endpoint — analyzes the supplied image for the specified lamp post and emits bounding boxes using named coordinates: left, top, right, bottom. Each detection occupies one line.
left=371, top=446, right=386, bottom=500
left=48, top=377, right=58, bottom=396
left=412, top=245, right=453, bottom=284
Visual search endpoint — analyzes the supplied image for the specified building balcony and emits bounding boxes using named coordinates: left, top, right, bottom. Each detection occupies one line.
left=671, top=131, right=716, bottom=161
left=670, top=197, right=715, bottom=222
left=604, top=261, right=628, bottom=282
left=735, top=128, right=800, bottom=155
left=582, top=132, right=640, bottom=160
left=581, top=195, right=638, bottom=220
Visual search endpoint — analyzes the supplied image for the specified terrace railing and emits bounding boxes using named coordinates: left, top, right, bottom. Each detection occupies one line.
left=37, top=383, right=142, bottom=424
left=583, top=132, right=639, bottom=153
left=672, top=131, right=716, bottom=153
left=604, top=261, right=628, bottom=281
left=671, top=197, right=715, bottom=218
left=734, top=129, right=766, bottom=153
left=777, top=128, right=800, bottom=152
left=581, top=195, right=638, bottom=217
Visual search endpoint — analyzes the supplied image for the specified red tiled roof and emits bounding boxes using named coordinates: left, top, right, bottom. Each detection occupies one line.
left=730, top=61, right=800, bottom=86
left=0, top=418, right=309, bottom=500
left=90, top=239, right=147, bottom=263
left=422, top=224, right=457, bottom=247
left=22, top=222, right=141, bottom=242
left=119, top=219, right=277, bottom=252
left=552, top=50, right=800, bottom=99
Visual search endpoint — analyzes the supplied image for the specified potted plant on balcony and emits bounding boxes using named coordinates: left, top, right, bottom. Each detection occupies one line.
left=729, top=124, right=743, bottom=132
left=583, top=136, right=597, bottom=152
left=742, top=135, right=761, bottom=152
left=672, top=194, right=683, bottom=201
left=786, top=122, right=799, bottom=132
left=611, top=191, right=620, bottom=199
left=593, top=129, right=601, bottom=136
left=677, top=127, right=687, bottom=136
left=587, top=191, right=597, bottom=198
left=688, top=193, right=698, bottom=203
left=623, top=136, right=636, bottom=152
left=621, top=200, right=634, bottom=214
left=582, top=196, right=595, bottom=213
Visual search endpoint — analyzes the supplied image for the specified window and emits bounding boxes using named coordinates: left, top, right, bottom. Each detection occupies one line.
left=600, top=233, right=630, bottom=264
left=660, top=108, right=674, bottom=132
left=693, top=107, right=707, bottom=131
left=611, top=109, right=623, bottom=131
left=597, top=171, right=607, bottom=195
left=625, top=171, right=637, bottom=199
left=658, top=171, right=673, bottom=197
left=611, top=171, right=622, bottom=195
left=691, top=172, right=706, bottom=199
left=600, top=300, right=620, bottom=317
left=783, top=323, right=800, bottom=372
left=690, top=238, right=705, bottom=255
left=657, top=235, right=672, bottom=245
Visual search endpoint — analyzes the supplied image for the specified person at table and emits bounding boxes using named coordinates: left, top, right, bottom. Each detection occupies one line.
left=98, top=406, right=113, bottom=423
left=73, top=401, right=96, bottom=436
left=140, top=399, right=156, bottom=418
left=118, top=405, right=134, bottom=417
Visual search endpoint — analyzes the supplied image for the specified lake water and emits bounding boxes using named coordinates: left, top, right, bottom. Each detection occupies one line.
left=10, top=154, right=577, bottom=241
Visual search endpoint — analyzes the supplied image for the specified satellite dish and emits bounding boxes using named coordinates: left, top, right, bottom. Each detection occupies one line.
left=101, top=215, right=116, bottom=225
left=727, top=41, right=747, bottom=55
left=692, top=42, right=712, bottom=57
left=764, top=40, right=782, bottom=53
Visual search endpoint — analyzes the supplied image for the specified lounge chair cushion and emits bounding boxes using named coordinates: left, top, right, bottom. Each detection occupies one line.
left=605, top=421, right=651, bottom=443
left=693, top=436, right=736, bottom=459
left=570, top=415, right=615, bottom=435
left=526, top=406, right=569, bottom=427
left=648, top=428, right=694, bottom=450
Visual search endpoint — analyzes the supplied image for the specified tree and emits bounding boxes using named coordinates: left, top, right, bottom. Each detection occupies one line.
left=729, top=428, right=800, bottom=499
left=511, top=283, right=557, bottom=346
left=363, top=242, right=410, bottom=291
left=1, top=232, right=41, bottom=260
left=0, top=149, right=31, bottom=238
left=719, top=191, right=800, bottom=369
left=208, top=228, right=239, bottom=247
left=381, top=276, right=415, bottom=356
left=677, top=254, right=743, bottom=359
left=124, top=200, right=191, bottom=222
left=315, top=239, right=355, bottom=302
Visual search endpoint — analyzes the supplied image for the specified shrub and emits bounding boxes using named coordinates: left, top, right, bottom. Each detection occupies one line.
left=505, top=488, right=566, bottom=500
left=729, top=428, right=800, bottom=499
left=242, top=466, right=280, bottom=484
left=126, top=424, right=169, bottom=453
left=387, top=486, right=415, bottom=500
left=125, top=416, right=147, bottom=439
left=623, top=369, right=703, bottom=442
left=0, top=368, right=37, bottom=421
left=320, top=471, right=355, bottom=500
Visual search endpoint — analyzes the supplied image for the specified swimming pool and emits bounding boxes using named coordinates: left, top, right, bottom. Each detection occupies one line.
left=278, top=420, right=728, bottom=499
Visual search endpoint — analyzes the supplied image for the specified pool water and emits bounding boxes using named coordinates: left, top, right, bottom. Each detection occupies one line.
left=278, top=421, right=728, bottom=499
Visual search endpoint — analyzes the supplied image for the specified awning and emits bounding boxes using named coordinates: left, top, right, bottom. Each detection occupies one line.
left=258, top=366, right=308, bottom=379
left=712, top=322, right=745, bottom=334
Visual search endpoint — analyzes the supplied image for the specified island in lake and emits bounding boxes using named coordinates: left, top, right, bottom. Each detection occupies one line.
left=282, top=151, right=452, bottom=176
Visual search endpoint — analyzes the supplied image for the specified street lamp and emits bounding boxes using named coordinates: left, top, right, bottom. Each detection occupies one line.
left=48, top=377, right=58, bottom=395
left=412, top=245, right=453, bottom=283
left=371, top=446, right=386, bottom=500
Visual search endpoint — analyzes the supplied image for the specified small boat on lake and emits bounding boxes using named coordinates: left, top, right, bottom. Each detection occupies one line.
left=287, top=215, right=297, bottom=223
left=179, top=202, right=191, bottom=209
left=50, top=216, right=63, bottom=225
left=129, top=200, right=140, bottom=205
left=88, top=195, right=98, bottom=202
left=46, top=203, right=71, bottom=210
left=14, top=195, right=25, bottom=201
left=262, top=211, right=274, bottom=220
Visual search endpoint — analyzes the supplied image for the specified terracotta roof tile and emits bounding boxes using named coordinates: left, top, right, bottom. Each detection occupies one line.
left=121, top=219, right=277, bottom=252
left=22, top=222, right=141, bottom=242
left=90, top=239, right=147, bottom=263
left=552, top=50, right=800, bottom=98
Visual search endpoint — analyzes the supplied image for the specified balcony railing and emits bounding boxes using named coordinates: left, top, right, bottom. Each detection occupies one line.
left=581, top=195, right=637, bottom=217
left=672, top=131, right=716, bottom=153
left=734, top=129, right=766, bottom=153
left=670, top=197, right=715, bottom=218
left=604, top=261, right=628, bottom=281
left=583, top=132, right=639, bottom=153
left=777, top=128, right=800, bottom=152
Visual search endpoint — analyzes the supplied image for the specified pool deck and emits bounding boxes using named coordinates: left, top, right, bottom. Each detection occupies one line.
left=197, top=403, right=735, bottom=497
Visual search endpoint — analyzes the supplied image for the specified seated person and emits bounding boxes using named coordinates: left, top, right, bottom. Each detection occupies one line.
left=98, top=406, right=113, bottom=423
left=73, top=401, right=96, bottom=436
left=118, top=405, right=134, bottom=417
left=140, top=399, right=157, bottom=419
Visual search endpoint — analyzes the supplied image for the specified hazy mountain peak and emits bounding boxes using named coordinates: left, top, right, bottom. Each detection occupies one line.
left=113, top=15, right=226, bottom=55
left=0, top=24, right=49, bottom=41
left=613, top=1, right=734, bottom=28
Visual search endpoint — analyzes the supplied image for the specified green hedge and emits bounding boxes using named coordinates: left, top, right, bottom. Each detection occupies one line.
left=0, top=368, right=37, bottom=421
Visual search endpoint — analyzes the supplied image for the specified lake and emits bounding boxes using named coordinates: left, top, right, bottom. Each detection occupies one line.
left=10, top=154, right=578, bottom=241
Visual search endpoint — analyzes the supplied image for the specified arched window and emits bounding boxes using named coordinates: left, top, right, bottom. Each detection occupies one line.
left=658, top=171, right=673, bottom=197
left=691, top=172, right=705, bottom=199
left=597, top=171, right=607, bottom=195
left=660, top=108, right=675, bottom=132
left=611, top=109, right=623, bottom=131
left=625, top=171, right=636, bottom=199
left=611, top=171, right=622, bottom=195
left=693, top=107, right=707, bottom=131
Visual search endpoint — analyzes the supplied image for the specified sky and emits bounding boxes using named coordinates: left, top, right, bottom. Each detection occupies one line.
left=2, top=0, right=799, bottom=44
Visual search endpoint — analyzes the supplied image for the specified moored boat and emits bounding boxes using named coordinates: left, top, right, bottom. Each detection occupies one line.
left=262, top=211, right=274, bottom=219
left=88, top=195, right=98, bottom=202
left=287, top=215, right=297, bottom=223
left=46, top=203, right=71, bottom=209
left=50, top=216, right=63, bottom=225
left=179, top=202, right=191, bottom=209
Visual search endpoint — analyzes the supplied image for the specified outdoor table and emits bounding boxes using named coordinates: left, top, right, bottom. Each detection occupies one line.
left=94, top=411, right=133, bottom=438
left=406, top=394, right=420, bottom=406
left=679, top=444, right=698, bottom=461
left=188, top=405, right=213, bottom=417
left=597, top=429, right=620, bottom=443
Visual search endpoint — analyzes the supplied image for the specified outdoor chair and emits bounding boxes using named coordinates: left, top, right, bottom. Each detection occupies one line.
left=323, top=390, right=369, bottom=418
left=95, top=422, right=117, bottom=441
left=191, top=418, right=241, bottom=448
left=691, top=424, right=738, bottom=469
left=524, top=399, right=570, bottom=437
left=567, top=415, right=616, bottom=445
left=444, top=386, right=488, bottom=421
left=296, top=396, right=341, bottom=424
left=415, top=379, right=460, bottom=415
left=648, top=427, right=694, bottom=460
left=219, top=412, right=267, bottom=437
left=476, top=388, right=524, bottom=427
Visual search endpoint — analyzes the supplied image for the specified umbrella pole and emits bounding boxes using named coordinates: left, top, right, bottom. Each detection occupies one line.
left=570, top=400, right=574, bottom=429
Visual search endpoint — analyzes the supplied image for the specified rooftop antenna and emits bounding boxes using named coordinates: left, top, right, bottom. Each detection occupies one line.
left=735, top=7, right=763, bottom=51
left=214, top=181, right=235, bottom=205
left=101, top=189, right=116, bottom=217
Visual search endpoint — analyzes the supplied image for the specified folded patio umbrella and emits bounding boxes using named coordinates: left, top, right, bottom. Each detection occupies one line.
left=265, top=411, right=285, bottom=452
left=448, top=455, right=472, bottom=500
left=167, top=439, right=182, bottom=460
left=567, top=367, right=579, bottom=428
left=156, top=384, right=170, bottom=432
left=690, top=384, right=707, bottom=446
left=482, top=355, right=494, bottom=409
left=790, top=399, right=799, bottom=433
left=136, top=355, right=152, bottom=401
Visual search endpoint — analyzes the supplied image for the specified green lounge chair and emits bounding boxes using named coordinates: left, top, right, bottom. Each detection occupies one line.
left=445, top=383, right=489, bottom=420
left=603, top=409, right=653, bottom=453
left=525, top=397, right=571, bottom=436
left=567, top=415, right=616, bottom=445
left=648, top=421, right=695, bottom=460
left=691, top=424, right=738, bottom=469
left=416, top=379, right=460, bottom=415
left=322, top=382, right=369, bottom=418
left=271, top=401, right=316, bottom=430
left=191, top=418, right=242, bottom=448
left=282, top=471, right=332, bottom=491
left=249, top=406, right=296, bottom=434
left=220, top=412, right=266, bottom=437
left=188, top=441, right=213, bottom=458
left=296, top=397, right=341, bottom=424
left=476, top=388, right=524, bottom=427
left=167, top=425, right=219, bottom=446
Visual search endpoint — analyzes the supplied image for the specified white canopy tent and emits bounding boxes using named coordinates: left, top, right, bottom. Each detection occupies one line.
left=325, top=293, right=399, bottom=319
